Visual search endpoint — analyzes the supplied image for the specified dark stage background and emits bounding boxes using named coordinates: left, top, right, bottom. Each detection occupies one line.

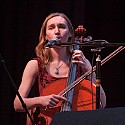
left=1, top=0, right=125, bottom=125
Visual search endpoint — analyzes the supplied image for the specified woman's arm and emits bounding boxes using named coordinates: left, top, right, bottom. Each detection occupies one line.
left=14, top=60, right=66, bottom=112
left=14, top=60, right=40, bottom=111
left=72, top=50, right=106, bottom=108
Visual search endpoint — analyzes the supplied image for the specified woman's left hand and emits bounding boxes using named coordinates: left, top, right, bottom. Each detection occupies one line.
left=72, top=50, right=92, bottom=72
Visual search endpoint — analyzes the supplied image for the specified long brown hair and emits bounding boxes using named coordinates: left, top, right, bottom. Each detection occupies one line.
left=35, top=12, right=74, bottom=66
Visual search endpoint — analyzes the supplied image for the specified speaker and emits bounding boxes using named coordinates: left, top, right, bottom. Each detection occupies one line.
left=51, top=107, right=125, bottom=125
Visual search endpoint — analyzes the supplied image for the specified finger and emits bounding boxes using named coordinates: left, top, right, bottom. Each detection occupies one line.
left=48, top=103, right=55, bottom=107
left=49, top=101, right=57, bottom=107
left=73, top=50, right=85, bottom=58
left=73, top=55, right=81, bottom=59
left=72, top=60, right=83, bottom=64
left=49, top=96, right=63, bottom=107
left=51, top=97, right=60, bottom=104
left=54, top=95, right=67, bottom=101
left=74, top=49, right=81, bottom=52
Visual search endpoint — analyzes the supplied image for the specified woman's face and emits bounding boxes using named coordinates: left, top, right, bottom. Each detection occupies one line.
left=45, top=16, right=72, bottom=43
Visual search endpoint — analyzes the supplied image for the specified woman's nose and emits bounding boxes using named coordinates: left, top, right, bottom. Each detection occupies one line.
left=55, top=27, right=60, bottom=34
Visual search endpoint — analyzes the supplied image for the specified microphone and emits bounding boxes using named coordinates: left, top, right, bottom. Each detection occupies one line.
left=44, top=38, right=60, bottom=48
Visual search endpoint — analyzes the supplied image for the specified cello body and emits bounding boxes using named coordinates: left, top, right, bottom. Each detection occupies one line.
left=36, top=78, right=96, bottom=125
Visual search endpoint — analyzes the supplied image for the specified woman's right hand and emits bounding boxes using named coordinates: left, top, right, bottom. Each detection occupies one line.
left=38, top=94, right=67, bottom=108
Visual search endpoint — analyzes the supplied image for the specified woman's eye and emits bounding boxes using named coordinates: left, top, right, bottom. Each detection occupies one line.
left=59, top=25, right=66, bottom=29
left=48, top=27, right=54, bottom=30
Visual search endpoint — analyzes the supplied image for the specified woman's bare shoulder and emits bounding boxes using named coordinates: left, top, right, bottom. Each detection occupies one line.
left=24, top=59, right=39, bottom=74
left=27, top=59, right=38, bottom=66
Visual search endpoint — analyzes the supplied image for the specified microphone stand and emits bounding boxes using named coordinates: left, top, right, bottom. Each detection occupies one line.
left=0, top=54, right=36, bottom=125
left=45, top=40, right=125, bottom=48
left=91, top=48, right=102, bottom=109
left=45, top=40, right=125, bottom=109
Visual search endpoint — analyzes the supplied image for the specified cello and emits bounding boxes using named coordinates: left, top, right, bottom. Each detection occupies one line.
left=36, top=25, right=96, bottom=125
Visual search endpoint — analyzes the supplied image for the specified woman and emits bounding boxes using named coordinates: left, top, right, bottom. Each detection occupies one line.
left=14, top=12, right=106, bottom=125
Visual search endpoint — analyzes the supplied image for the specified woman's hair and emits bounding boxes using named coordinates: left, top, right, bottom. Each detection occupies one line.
left=35, top=12, right=74, bottom=66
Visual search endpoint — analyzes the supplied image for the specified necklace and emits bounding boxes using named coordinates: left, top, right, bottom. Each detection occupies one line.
left=55, top=63, right=63, bottom=75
